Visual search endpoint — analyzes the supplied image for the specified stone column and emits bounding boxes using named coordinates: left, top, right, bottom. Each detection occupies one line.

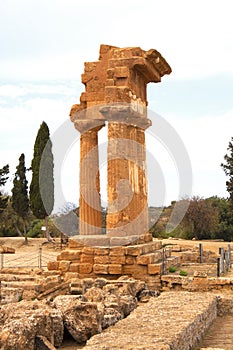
left=77, top=124, right=104, bottom=235
left=106, top=121, right=149, bottom=236
left=135, top=126, right=149, bottom=232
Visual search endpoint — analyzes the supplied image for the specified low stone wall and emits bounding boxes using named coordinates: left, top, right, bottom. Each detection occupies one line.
left=48, top=237, right=180, bottom=290
left=161, top=273, right=233, bottom=292
left=84, top=291, right=218, bottom=350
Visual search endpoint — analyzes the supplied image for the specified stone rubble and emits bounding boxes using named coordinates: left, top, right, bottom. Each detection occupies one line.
left=0, top=277, right=153, bottom=349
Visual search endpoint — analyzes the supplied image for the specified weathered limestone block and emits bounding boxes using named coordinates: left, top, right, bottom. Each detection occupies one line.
left=57, top=250, right=82, bottom=262
left=94, top=255, right=110, bottom=264
left=82, top=246, right=95, bottom=255
left=0, top=300, right=64, bottom=349
left=85, top=292, right=217, bottom=350
left=84, top=287, right=105, bottom=302
left=125, top=255, right=135, bottom=264
left=79, top=263, right=93, bottom=274
left=108, top=264, right=122, bottom=275
left=118, top=295, right=137, bottom=316
left=0, top=246, right=15, bottom=254
left=68, top=239, right=83, bottom=249
left=80, top=254, right=94, bottom=264
left=102, top=308, right=123, bottom=329
left=122, top=264, right=148, bottom=278
left=64, top=272, right=79, bottom=281
left=93, top=264, right=109, bottom=274
left=109, top=247, right=126, bottom=256
left=47, top=261, right=59, bottom=271
left=94, top=247, right=109, bottom=256
left=125, top=242, right=159, bottom=257
left=53, top=296, right=102, bottom=343
left=109, top=255, right=125, bottom=264
left=58, top=261, right=71, bottom=273
left=69, top=263, right=80, bottom=273
left=136, top=252, right=162, bottom=265
left=148, top=263, right=162, bottom=275
left=126, top=245, right=144, bottom=256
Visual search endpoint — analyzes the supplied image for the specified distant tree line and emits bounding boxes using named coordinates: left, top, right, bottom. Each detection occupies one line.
left=1, top=132, right=233, bottom=242
left=149, top=196, right=233, bottom=241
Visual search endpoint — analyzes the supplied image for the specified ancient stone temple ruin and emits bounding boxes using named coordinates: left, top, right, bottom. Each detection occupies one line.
left=70, top=44, right=171, bottom=239
left=49, top=45, right=176, bottom=285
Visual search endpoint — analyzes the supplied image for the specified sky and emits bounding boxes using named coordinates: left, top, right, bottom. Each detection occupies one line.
left=0, top=0, right=233, bottom=212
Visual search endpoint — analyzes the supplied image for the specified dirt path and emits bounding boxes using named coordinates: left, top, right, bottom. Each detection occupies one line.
left=198, top=315, right=233, bottom=349
left=0, top=237, right=60, bottom=269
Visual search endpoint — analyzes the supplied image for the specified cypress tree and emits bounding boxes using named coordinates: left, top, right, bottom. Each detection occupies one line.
left=0, top=164, right=9, bottom=214
left=30, top=122, right=54, bottom=239
left=221, top=137, right=233, bottom=209
left=12, top=153, right=29, bottom=242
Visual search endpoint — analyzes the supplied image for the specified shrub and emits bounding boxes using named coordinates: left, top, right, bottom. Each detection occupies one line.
left=179, top=269, right=188, bottom=276
left=169, top=266, right=177, bottom=273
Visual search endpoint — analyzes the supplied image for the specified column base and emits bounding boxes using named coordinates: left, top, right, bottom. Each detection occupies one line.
left=69, top=233, right=152, bottom=247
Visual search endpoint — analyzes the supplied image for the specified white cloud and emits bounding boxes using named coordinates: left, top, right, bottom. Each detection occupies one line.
left=0, top=0, right=232, bottom=80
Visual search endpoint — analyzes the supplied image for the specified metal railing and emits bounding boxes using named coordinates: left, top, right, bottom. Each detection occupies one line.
left=0, top=248, right=57, bottom=269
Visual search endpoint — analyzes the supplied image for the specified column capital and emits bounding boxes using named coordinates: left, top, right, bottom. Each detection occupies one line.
left=100, top=105, right=151, bottom=130
left=74, top=120, right=105, bottom=134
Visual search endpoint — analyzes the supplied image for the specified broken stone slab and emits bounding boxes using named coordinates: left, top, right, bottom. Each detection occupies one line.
left=53, top=295, right=102, bottom=343
left=0, top=246, right=15, bottom=254
left=0, top=300, right=63, bottom=349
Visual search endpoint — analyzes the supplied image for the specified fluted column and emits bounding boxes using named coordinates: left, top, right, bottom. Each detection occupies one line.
left=78, top=124, right=104, bottom=235
left=106, top=122, right=149, bottom=236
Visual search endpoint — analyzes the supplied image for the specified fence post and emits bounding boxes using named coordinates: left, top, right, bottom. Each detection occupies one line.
left=217, top=257, right=221, bottom=277
left=161, top=248, right=165, bottom=275
left=38, top=247, right=42, bottom=268
left=228, top=244, right=232, bottom=269
left=199, top=243, right=203, bottom=264
left=0, top=253, right=3, bottom=269
left=225, top=250, right=229, bottom=272
left=219, top=247, right=225, bottom=274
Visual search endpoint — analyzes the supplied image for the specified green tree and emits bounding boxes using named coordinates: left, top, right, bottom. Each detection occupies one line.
left=184, top=196, right=219, bottom=240
left=11, top=153, right=30, bottom=242
left=29, top=121, right=54, bottom=240
left=0, top=164, right=9, bottom=214
left=221, top=138, right=233, bottom=208
left=207, top=196, right=233, bottom=241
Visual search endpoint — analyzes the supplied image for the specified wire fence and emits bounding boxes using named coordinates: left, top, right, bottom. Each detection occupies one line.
left=0, top=248, right=57, bottom=269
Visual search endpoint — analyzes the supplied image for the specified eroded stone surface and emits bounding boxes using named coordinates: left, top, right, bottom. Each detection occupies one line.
left=85, top=292, right=217, bottom=350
